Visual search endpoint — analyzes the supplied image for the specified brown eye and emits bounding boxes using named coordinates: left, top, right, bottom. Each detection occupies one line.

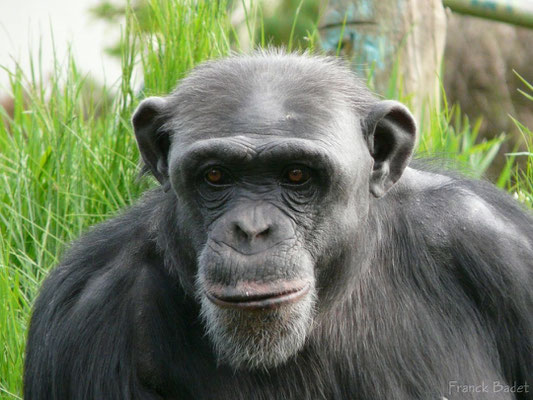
left=285, top=166, right=310, bottom=184
left=206, top=168, right=223, bottom=184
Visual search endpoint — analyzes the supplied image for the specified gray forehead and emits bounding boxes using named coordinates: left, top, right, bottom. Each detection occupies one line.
left=160, top=52, right=375, bottom=144
left=174, top=52, right=372, bottom=103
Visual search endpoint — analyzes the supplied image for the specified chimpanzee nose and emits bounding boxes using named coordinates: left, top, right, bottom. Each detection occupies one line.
left=211, top=204, right=294, bottom=255
left=233, top=221, right=271, bottom=242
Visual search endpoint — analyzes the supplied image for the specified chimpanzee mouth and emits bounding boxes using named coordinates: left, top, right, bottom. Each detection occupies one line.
left=205, top=281, right=311, bottom=310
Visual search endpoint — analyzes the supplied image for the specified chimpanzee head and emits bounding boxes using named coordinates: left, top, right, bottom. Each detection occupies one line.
left=132, top=51, right=417, bottom=370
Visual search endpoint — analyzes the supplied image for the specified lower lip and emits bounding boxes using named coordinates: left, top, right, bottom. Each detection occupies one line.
left=206, top=283, right=310, bottom=310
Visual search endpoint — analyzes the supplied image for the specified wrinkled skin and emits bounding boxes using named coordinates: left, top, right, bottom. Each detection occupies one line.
left=25, top=52, right=533, bottom=400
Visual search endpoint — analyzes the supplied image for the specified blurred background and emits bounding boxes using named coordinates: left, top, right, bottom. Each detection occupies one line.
left=0, top=0, right=122, bottom=88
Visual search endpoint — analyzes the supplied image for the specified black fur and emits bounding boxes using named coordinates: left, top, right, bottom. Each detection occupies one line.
left=25, top=52, right=532, bottom=400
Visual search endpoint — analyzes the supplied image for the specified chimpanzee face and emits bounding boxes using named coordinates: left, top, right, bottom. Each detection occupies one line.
left=132, top=54, right=416, bottom=369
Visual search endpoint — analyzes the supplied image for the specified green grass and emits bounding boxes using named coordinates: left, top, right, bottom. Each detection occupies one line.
left=505, top=72, right=533, bottom=208
left=0, top=1, right=531, bottom=398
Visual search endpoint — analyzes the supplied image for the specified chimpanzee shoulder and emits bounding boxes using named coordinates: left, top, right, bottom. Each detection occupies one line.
left=394, top=167, right=533, bottom=247
left=24, top=189, right=178, bottom=399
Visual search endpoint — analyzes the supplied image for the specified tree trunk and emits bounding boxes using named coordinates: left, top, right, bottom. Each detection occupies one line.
left=320, top=0, right=447, bottom=116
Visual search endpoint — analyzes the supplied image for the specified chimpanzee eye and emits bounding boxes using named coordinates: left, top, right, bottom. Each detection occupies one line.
left=204, top=167, right=232, bottom=186
left=283, top=166, right=311, bottom=185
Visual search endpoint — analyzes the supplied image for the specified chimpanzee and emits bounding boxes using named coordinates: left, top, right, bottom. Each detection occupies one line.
left=24, top=51, right=532, bottom=400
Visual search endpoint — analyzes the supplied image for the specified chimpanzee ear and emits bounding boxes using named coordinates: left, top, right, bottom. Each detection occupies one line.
left=132, top=96, right=171, bottom=185
left=363, top=100, right=417, bottom=198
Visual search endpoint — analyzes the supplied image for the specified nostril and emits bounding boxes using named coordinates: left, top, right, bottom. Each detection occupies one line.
left=233, top=222, right=271, bottom=241
left=234, top=223, right=248, bottom=241
left=256, top=227, right=270, bottom=239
